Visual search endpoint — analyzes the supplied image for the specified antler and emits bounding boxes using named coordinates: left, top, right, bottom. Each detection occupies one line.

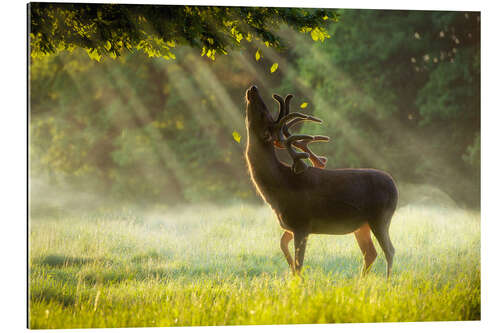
left=291, top=136, right=329, bottom=169
left=272, top=94, right=330, bottom=174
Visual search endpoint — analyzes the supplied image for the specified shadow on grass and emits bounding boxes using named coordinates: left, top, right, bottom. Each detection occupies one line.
left=31, top=251, right=399, bottom=309
left=30, top=251, right=408, bottom=311
left=34, top=251, right=389, bottom=284
left=31, top=289, right=76, bottom=307
left=36, top=254, right=96, bottom=267
left=81, top=254, right=372, bottom=285
left=130, top=249, right=172, bottom=263
left=80, top=259, right=286, bottom=285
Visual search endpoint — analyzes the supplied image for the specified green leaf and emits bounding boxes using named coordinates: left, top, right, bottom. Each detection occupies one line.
left=255, top=49, right=261, bottom=61
left=300, top=102, right=308, bottom=108
left=270, top=63, right=278, bottom=73
left=232, top=131, right=241, bottom=143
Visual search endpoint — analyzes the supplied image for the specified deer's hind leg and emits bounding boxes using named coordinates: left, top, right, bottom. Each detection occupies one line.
left=354, top=223, right=378, bottom=276
left=369, top=217, right=395, bottom=278
left=280, top=231, right=294, bottom=272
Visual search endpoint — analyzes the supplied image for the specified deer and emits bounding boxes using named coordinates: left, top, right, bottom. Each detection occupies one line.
left=244, top=85, right=398, bottom=278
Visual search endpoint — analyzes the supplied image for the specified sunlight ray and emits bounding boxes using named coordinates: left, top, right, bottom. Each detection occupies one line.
left=158, top=56, right=247, bottom=174
left=187, top=54, right=247, bottom=135
left=98, top=58, right=191, bottom=190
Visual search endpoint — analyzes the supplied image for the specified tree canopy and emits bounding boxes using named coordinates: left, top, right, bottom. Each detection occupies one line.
left=29, top=3, right=337, bottom=61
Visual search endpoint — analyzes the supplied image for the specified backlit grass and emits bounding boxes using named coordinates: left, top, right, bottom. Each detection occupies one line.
left=28, top=203, right=480, bottom=328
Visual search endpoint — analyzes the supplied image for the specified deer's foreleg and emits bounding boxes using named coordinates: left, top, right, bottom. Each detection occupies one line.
left=354, top=223, right=378, bottom=276
left=280, top=231, right=294, bottom=272
left=293, top=230, right=309, bottom=275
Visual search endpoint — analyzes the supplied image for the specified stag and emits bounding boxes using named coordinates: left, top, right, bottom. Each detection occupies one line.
left=244, top=86, right=398, bottom=277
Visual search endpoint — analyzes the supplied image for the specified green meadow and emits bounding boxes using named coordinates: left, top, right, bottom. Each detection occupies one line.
left=28, top=203, right=480, bottom=328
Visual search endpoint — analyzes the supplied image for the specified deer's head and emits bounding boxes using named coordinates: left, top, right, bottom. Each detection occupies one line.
left=245, top=85, right=275, bottom=143
left=245, top=85, right=330, bottom=174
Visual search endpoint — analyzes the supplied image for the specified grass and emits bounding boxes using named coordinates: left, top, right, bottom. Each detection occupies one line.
left=28, top=203, right=480, bottom=328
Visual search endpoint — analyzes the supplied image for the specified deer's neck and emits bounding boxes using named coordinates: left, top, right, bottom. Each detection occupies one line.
left=245, top=133, right=286, bottom=202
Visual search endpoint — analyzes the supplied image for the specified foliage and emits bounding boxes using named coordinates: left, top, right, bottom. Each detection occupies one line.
left=29, top=204, right=480, bottom=328
left=29, top=3, right=337, bottom=61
